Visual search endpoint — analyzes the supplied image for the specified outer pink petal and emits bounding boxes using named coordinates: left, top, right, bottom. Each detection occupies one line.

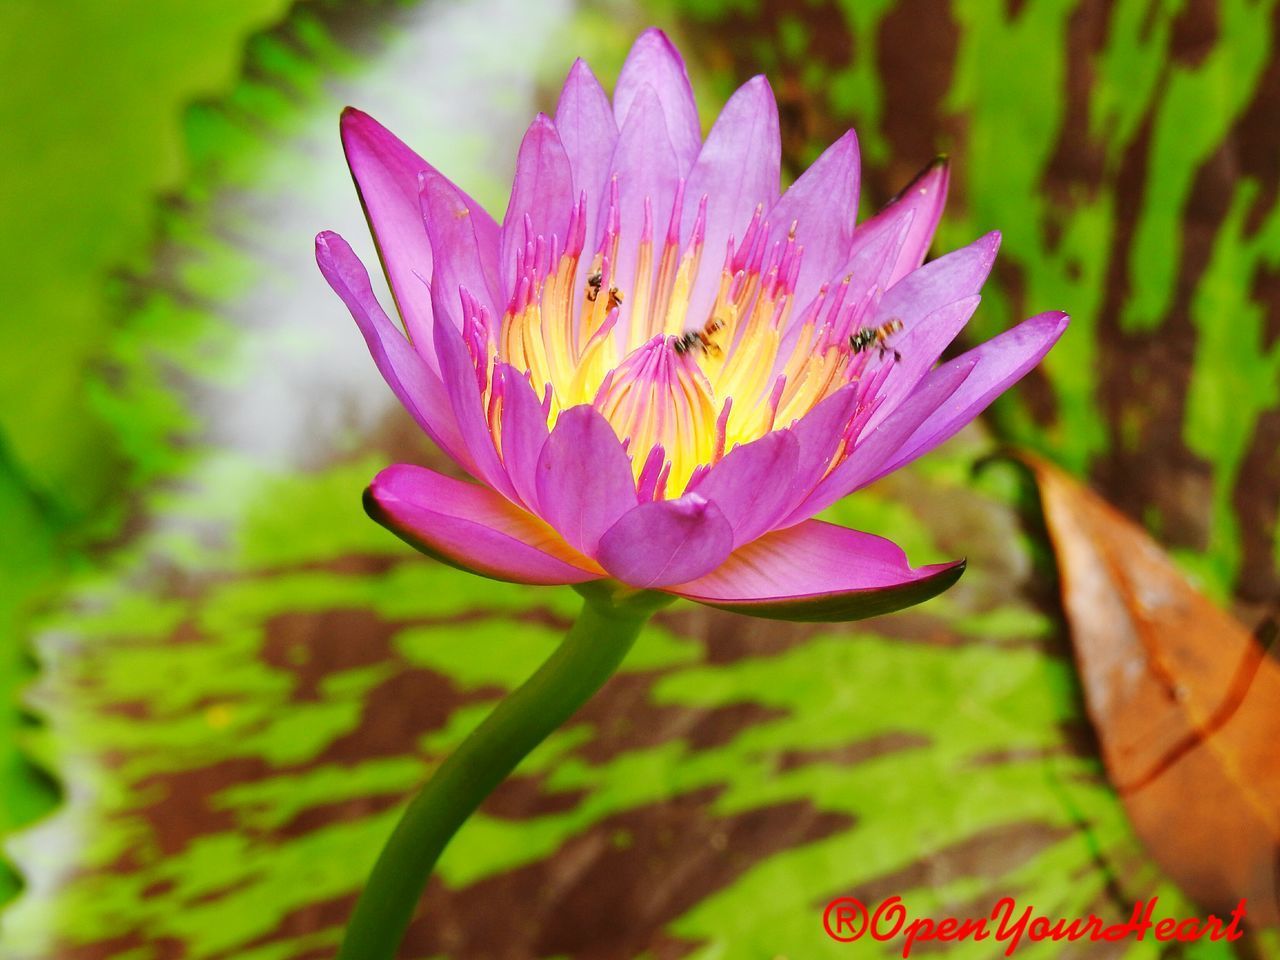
left=365, top=464, right=602, bottom=585
left=554, top=58, right=617, bottom=254
left=500, top=114, right=575, bottom=299
left=597, top=494, right=734, bottom=588
left=668, top=520, right=964, bottom=622
left=691, top=428, right=801, bottom=547
left=851, top=157, right=949, bottom=288
left=431, top=308, right=518, bottom=501
left=766, top=129, right=860, bottom=305
left=684, top=75, right=782, bottom=326
left=613, top=28, right=701, bottom=174
left=340, top=108, right=495, bottom=369
left=784, top=356, right=977, bottom=524
left=535, top=405, right=638, bottom=556
left=315, top=231, right=474, bottom=475
left=419, top=169, right=502, bottom=324
left=872, top=311, right=1070, bottom=481
left=607, top=85, right=680, bottom=342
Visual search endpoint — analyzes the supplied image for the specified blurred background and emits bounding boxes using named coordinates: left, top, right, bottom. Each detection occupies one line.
left=2, top=0, right=1278, bottom=956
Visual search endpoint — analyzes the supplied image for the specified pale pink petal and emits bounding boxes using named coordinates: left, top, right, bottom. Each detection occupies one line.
left=366, top=464, right=601, bottom=585
left=554, top=58, right=617, bottom=253
left=535, top=405, right=638, bottom=555
left=613, top=28, right=701, bottom=174
left=766, top=129, right=860, bottom=304
left=669, top=520, right=964, bottom=622
left=500, top=114, right=575, bottom=299
left=597, top=494, right=734, bottom=588
left=684, top=75, right=782, bottom=326
left=607, top=84, right=680, bottom=342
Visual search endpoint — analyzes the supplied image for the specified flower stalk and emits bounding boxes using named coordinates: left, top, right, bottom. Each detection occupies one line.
left=336, top=584, right=671, bottom=960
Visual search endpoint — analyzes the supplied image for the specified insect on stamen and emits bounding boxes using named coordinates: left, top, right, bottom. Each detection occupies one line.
left=849, top=318, right=904, bottom=363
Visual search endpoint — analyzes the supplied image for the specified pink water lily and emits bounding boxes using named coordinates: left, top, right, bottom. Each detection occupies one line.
left=316, top=29, right=1067, bottom=621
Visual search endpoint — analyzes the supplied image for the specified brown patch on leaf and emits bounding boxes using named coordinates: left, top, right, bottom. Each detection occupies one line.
left=779, top=730, right=930, bottom=772
left=1029, top=454, right=1280, bottom=925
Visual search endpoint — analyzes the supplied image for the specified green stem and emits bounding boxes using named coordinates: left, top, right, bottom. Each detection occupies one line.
left=336, top=583, right=668, bottom=960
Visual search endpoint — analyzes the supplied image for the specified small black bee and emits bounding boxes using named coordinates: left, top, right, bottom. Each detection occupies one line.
left=606, top=286, right=624, bottom=312
left=585, top=270, right=603, bottom=302
left=849, top=318, right=904, bottom=362
left=673, top=318, right=725, bottom=356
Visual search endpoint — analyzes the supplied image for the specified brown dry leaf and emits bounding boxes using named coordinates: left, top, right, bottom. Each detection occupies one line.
left=1027, top=454, right=1280, bottom=927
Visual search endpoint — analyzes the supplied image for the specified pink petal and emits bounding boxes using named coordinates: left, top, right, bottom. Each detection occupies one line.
left=669, top=520, right=964, bottom=622
left=597, top=494, right=734, bottom=588
left=766, top=129, right=860, bottom=305
left=340, top=108, right=495, bottom=369
left=366, top=464, right=601, bottom=585
left=613, top=28, right=701, bottom=174
left=431, top=307, right=518, bottom=501
left=684, top=75, right=782, bottom=325
left=554, top=58, right=618, bottom=253
left=867, top=294, right=982, bottom=428
left=500, top=114, right=575, bottom=299
left=852, top=157, right=950, bottom=288
left=535, top=405, right=638, bottom=556
left=784, top=355, right=977, bottom=524
left=419, top=169, right=502, bottom=325
left=692, top=428, right=801, bottom=547
left=494, top=363, right=550, bottom=514
left=315, top=231, right=473, bottom=475
left=607, top=84, right=680, bottom=341
left=873, top=311, right=1070, bottom=480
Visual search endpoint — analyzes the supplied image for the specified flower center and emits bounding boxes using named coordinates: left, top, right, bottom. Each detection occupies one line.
left=462, top=179, right=892, bottom=496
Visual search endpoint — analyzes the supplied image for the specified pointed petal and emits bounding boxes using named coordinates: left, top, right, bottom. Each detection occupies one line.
left=365, top=464, right=601, bottom=585
left=495, top=363, right=550, bottom=514
left=867, top=294, right=982, bottom=427
left=420, top=169, right=502, bottom=324
left=315, top=231, right=474, bottom=474
left=431, top=308, right=518, bottom=501
left=874, top=311, right=1070, bottom=480
left=554, top=58, right=617, bottom=252
left=766, top=129, right=860, bottom=303
left=607, top=85, right=679, bottom=339
left=535, top=405, right=638, bottom=555
left=613, top=28, right=701, bottom=174
left=500, top=114, right=575, bottom=299
left=340, top=108, right=495, bottom=367
left=784, top=356, right=976, bottom=523
left=693, top=428, right=800, bottom=547
left=598, top=494, right=734, bottom=588
left=684, top=75, right=782, bottom=324
left=669, top=520, right=964, bottom=621
left=853, top=157, right=949, bottom=287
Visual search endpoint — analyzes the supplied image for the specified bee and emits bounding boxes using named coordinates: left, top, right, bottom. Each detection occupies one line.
left=673, top=318, right=726, bottom=356
left=849, top=318, right=904, bottom=362
left=585, top=270, right=603, bottom=302
left=606, top=286, right=624, bottom=312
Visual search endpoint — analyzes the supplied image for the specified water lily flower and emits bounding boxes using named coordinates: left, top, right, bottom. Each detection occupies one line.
left=318, top=31, right=1065, bottom=620
left=316, top=30, right=1066, bottom=958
